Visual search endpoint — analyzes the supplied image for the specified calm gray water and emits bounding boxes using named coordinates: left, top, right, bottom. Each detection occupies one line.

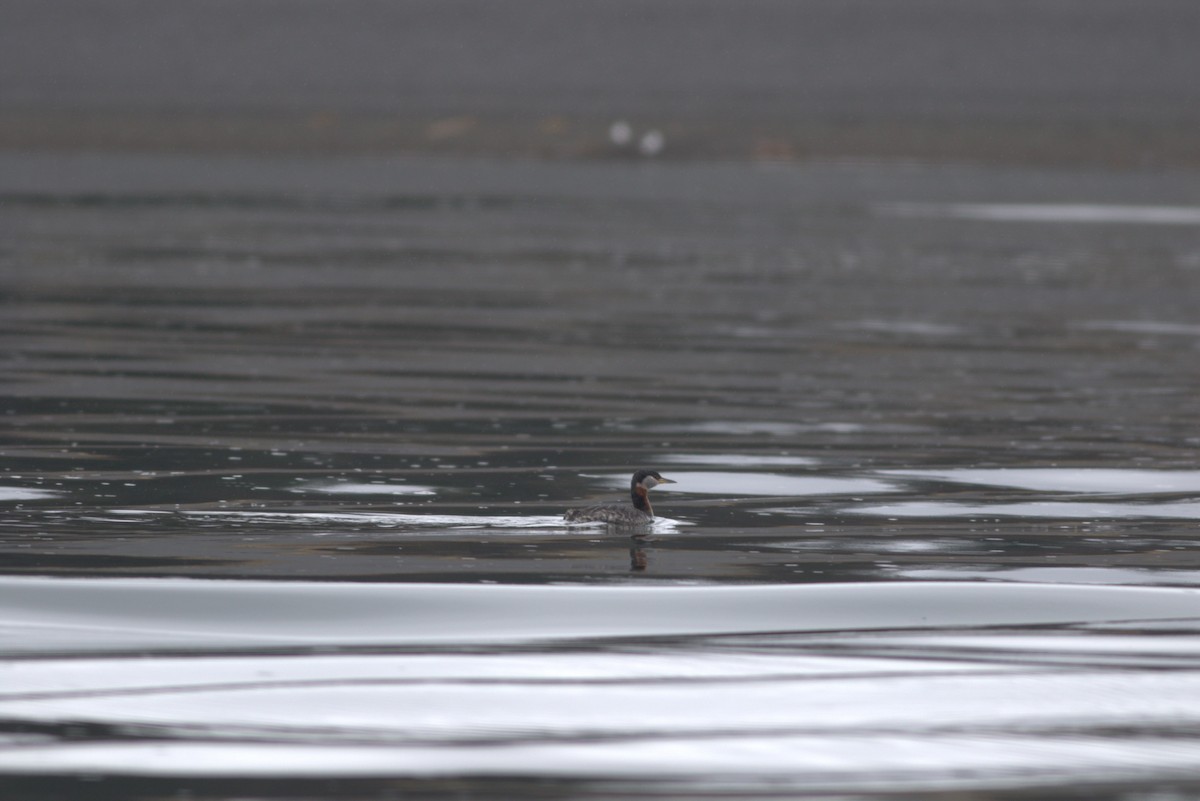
left=4, top=153, right=1200, bottom=799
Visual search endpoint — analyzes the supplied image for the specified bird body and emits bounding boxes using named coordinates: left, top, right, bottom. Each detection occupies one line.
left=564, top=469, right=677, bottom=526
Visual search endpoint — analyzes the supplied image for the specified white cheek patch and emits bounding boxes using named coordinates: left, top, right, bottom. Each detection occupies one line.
left=642, top=476, right=659, bottom=489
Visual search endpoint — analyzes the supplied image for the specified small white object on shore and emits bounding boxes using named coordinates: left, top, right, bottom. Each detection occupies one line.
left=609, top=120, right=633, bottom=146
left=638, top=129, right=665, bottom=157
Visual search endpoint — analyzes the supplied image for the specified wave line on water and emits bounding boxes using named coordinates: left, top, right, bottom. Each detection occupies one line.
left=108, top=508, right=688, bottom=533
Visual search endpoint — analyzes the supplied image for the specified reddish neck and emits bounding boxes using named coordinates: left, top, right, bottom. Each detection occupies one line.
left=631, top=484, right=652, bottom=515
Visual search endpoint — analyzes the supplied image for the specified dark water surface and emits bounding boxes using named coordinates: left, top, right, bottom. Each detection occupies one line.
left=4, top=153, right=1200, bottom=798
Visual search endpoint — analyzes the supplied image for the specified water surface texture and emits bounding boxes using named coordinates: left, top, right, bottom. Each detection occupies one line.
left=4, top=153, right=1200, bottom=798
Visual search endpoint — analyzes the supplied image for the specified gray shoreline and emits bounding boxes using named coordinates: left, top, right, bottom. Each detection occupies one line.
left=3, top=108, right=1198, bottom=168
left=4, top=0, right=1199, bottom=167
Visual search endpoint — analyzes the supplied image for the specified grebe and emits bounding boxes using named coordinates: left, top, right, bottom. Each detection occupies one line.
left=564, top=469, right=677, bottom=526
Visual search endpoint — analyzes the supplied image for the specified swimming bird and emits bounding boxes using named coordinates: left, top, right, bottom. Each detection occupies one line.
left=564, top=469, right=677, bottom=526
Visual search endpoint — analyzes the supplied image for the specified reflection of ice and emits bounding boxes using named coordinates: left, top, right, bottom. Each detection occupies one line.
left=6, top=731, right=1200, bottom=783
left=8, top=572, right=1200, bottom=791
left=1076, top=320, right=1200, bottom=337
left=757, top=538, right=948, bottom=554
left=657, top=421, right=867, bottom=435
left=879, top=202, right=1200, bottom=225
left=6, top=576, right=1200, bottom=652
left=839, top=320, right=962, bottom=336
left=882, top=468, right=1200, bottom=494
left=649, top=420, right=928, bottom=437
left=292, top=482, right=436, bottom=496
left=658, top=454, right=817, bottom=467
left=3, top=649, right=973, bottom=699
left=592, top=471, right=896, bottom=497
left=897, top=566, right=1200, bottom=587
left=0, top=487, right=59, bottom=501
left=844, top=500, right=1200, bottom=519
left=7, top=577, right=1200, bottom=789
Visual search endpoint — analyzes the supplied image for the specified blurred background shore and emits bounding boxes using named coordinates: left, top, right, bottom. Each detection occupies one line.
left=4, top=0, right=1199, bottom=168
